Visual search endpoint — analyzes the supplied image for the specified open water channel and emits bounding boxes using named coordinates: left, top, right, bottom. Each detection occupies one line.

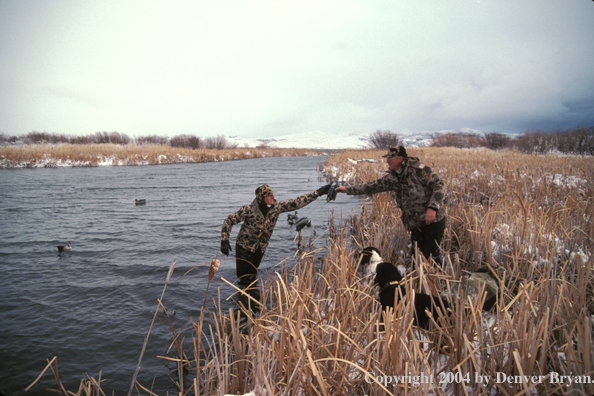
left=0, top=155, right=365, bottom=395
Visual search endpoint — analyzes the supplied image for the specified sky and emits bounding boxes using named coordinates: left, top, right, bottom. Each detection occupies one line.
left=1, top=0, right=593, bottom=139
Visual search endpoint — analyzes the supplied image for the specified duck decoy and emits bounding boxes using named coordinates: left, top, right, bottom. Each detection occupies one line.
left=57, top=242, right=72, bottom=253
left=326, top=181, right=339, bottom=202
left=287, top=211, right=299, bottom=225
left=134, top=199, right=146, bottom=205
left=295, top=217, right=311, bottom=232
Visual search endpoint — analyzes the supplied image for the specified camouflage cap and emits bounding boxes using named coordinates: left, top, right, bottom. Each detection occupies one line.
left=382, top=145, right=407, bottom=158
left=255, top=184, right=276, bottom=202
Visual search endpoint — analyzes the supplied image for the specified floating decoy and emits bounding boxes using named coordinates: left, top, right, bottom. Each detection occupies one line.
left=57, top=242, right=71, bottom=253
left=287, top=211, right=299, bottom=225
left=134, top=199, right=146, bottom=205
left=295, top=217, right=311, bottom=232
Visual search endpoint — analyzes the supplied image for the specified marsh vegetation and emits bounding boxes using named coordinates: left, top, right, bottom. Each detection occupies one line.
left=28, top=147, right=594, bottom=395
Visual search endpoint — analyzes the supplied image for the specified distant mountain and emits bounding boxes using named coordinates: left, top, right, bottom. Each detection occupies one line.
left=228, top=131, right=369, bottom=150
left=227, top=129, right=488, bottom=150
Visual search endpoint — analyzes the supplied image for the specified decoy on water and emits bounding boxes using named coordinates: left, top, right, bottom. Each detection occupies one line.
left=134, top=199, right=146, bottom=205
left=287, top=211, right=299, bottom=225
left=57, top=242, right=71, bottom=253
left=295, top=217, right=311, bottom=232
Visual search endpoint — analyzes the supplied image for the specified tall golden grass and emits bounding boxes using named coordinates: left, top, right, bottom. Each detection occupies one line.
left=30, top=147, right=593, bottom=395
left=0, top=144, right=321, bottom=168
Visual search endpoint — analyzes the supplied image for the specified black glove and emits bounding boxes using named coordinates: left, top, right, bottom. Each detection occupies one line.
left=316, top=183, right=332, bottom=196
left=220, top=240, right=232, bottom=256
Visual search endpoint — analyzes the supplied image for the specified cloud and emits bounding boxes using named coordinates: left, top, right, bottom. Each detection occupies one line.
left=1, top=0, right=593, bottom=137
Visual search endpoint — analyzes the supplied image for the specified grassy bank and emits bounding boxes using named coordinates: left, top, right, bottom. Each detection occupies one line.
left=30, top=147, right=594, bottom=395
left=0, top=144, right=322, bottom=169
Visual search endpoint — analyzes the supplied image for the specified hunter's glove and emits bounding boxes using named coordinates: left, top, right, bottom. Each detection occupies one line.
left=316, top=183, right=332, bottom=196
left=220, top=240, right=232, bottom=256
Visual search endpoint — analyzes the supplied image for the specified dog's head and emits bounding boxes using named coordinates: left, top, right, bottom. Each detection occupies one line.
left=358, top=247, right=383, bottom=278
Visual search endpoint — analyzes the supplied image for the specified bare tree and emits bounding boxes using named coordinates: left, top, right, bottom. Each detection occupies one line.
left=431, top=133, right=484, bottom=148
left=555, top=127, right=594, bottom=155
left=0, top=132, right=21, bottom=145
left=484, top=133, right=510, bottom=150
left=368, top=130, right=401, bottom=149
left=204, top=135, right=235, bottom=149
left=170, top=134, right=203, bottom=149
left=513, top=127, right=594, bottom=155
left=92, top=131, right=110, bottom=144
left=108, top=131, right=131, bottom=145
left=21, top=131, right=69, bottom=144
left=135, top=135, right=169, bottom=145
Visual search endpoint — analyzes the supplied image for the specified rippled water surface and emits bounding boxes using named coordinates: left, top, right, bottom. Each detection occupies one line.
left=0, top=156, right=364, bottom=395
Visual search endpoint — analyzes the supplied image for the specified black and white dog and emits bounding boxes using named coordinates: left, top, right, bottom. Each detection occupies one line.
left=358, top=247, right=383, bottom=278
left=374, top=261, right=451, bottom=330
left=359, top=247, right=447, bottom=329
left=358, top=247, right=407, bottom=280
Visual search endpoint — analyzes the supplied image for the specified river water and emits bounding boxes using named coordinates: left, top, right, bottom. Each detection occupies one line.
left=0, top=155, right=365, bottom=395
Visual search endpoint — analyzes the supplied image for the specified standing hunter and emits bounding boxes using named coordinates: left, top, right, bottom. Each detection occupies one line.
left=335, top=145, right=447, bottom=266
left=220, top=183, right=332, bottom=300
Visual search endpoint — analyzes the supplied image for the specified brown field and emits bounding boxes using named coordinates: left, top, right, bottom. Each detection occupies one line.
left=0, top=144, right=321, bottom=168
left=31, top=147, right=594, bottom=395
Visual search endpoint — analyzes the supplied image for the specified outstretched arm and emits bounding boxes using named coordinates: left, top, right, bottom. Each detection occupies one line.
left=339, top=176, right=394, bottom=196
left=220, top=206, right=248, bottom=255
left=276, top=191, right=319, bottom=213
left=316, top=183, right=332, bottom=197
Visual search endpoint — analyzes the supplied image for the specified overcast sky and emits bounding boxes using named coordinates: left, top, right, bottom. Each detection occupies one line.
left=1, top=0, right=593, bottom=139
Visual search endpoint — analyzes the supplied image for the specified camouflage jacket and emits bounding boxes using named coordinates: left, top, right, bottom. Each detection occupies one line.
left=345, top=157, right=446, bottom=231
left=221, top=191, right=319, bottom=254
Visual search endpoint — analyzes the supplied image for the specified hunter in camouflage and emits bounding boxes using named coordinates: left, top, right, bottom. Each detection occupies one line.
left=221, top=183, right=332, bottom=294
left=221, top=189, right=319, bottom=256
left=336, top=145, right=447, bottom=265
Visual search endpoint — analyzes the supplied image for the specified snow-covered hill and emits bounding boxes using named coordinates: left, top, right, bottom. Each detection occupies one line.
left=228, top=131, right=369, bottom=150
left=227, top=129, right=487, bottom=150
